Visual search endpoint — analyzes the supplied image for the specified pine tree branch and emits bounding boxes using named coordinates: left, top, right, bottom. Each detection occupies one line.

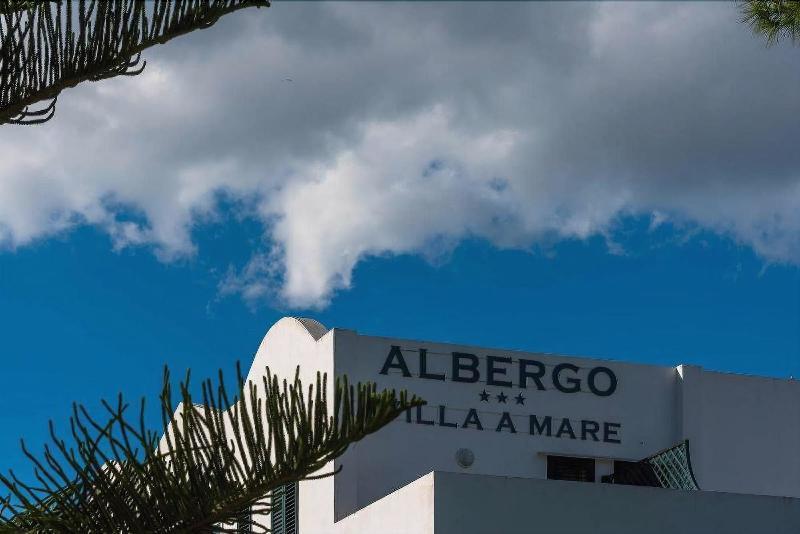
left=0, top=0, right=270, bottom=125
left=0, top=363, right=424, bottom=533
left=741, top=0, right=800, bottom=45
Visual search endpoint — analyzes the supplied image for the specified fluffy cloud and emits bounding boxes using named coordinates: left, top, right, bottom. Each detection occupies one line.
left=1, top=2, right=798, bottom=307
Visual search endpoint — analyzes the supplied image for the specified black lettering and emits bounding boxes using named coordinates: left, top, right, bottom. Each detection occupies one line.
left=419, top=348, right=445, bottom=381
left=380, top=345, right=412, bottom=377
left=415, top=405, right=434, bottom=425
left=555, top=418, right=576, bottom=439
left=452, top=352, right=480, bottom=383
left=552, top=363, right=581, bottom=393
left=581, top=420, right=599, bottom=441
left=487, top=355, right=512, bottom=387
left=405, top=408, right=412, bottom=423
left=462, top=408, right=484, bottom=430
left=529, top=415, right=552, bottom=436
left=587, top=366, right=617, bottom=397
left=495, top=412, right=517, bottom=433
left=603, top=422, right=621, bottom=444
left=519, top=359, right=546, bottom=390
left=439, top=405, right=457, bottom=428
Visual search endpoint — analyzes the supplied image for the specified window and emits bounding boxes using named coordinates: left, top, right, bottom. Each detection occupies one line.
left=270, top=482, right=298, bottom=534
left=615, top=460, right=658, bottom=486
left=547, top=455, right=595, bottom=482
left=599, top=440, right=699, bottom=490
left=601, top=459, right=661, bottom=487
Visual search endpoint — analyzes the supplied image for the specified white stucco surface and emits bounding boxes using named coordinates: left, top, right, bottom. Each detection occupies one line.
left=227, top=317, right=800, bottom=532
left=447, top=471, right=798, bottom=534
left=334, top=471, right=800, bottom=534
left=334, top=472, right=434, bottom=534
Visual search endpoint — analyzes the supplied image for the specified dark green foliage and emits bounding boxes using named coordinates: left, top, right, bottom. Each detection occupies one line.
left=0, top=0, right=270, bottom=125
left=741, top=0, right=800, bottom=44
left=0, top=364, right=424, bottom=533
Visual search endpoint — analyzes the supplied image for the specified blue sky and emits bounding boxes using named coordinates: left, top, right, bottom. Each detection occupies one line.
left=1, top=214, right=798, bottom=478
left=0, top=2, right=799, bottom=482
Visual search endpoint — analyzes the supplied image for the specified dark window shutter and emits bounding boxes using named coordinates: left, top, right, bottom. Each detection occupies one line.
left=271, top=482, right=298, bottom=534
left=236, top=506, right=252, bottom=534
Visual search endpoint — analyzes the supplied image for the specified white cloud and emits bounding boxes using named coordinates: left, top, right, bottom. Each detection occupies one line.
left=260, top=105, right=520, bottom=307
left=0, top=2, right=798, bottom=307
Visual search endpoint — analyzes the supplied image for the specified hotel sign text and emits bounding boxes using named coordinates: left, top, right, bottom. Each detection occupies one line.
left=380, top=345, right=623, bottom=444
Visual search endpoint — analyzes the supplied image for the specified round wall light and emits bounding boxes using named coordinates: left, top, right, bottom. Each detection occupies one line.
left=455, top=448, right=475, bottom=468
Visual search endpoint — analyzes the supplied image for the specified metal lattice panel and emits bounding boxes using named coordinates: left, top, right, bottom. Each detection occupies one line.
left=605, top=440, right=700, bottom=490
left=646, top=440, right=700, bottom=490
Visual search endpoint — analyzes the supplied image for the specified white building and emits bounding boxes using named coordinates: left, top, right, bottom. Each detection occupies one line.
left=243, top=317, right=800, bottom=533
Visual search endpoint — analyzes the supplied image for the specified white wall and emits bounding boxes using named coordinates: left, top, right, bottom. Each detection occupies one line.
left=231, top=317, right=800, bottom=532
left=156, top=316, right=339, bottom=532
left=678, top=365, right=800, bottom=498
left=327, top=327, right=800, bottom=519
left=335, top=472, right=434, bottom=534
left=331, top=328, right=681, bottom=518
left=335, top=471, right=800, bottom=534
left=433, top=472, right=800, bottom=534
left=242, top=317, right=337, bottom=532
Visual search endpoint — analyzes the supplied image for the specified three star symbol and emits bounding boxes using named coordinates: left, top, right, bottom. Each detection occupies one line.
left=478, top=390, right=526, bottom=404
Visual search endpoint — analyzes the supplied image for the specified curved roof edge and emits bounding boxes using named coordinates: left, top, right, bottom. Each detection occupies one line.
left=262, top=316, right=329, bottom=342
left=292, top=316, right=329, bottom=341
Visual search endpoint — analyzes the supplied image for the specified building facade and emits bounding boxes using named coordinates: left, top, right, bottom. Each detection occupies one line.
left=243, top=317, right=800, bottom=533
